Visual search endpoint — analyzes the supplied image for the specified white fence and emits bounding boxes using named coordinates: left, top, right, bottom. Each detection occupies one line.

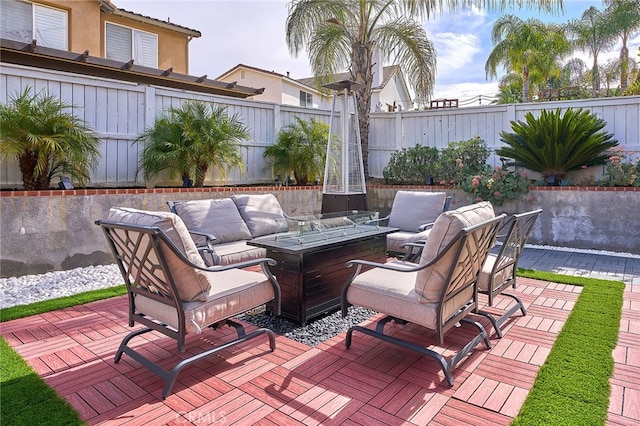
left=369, top=97, right=640, bottom=173
left=2, top=63, right=639, bottom=187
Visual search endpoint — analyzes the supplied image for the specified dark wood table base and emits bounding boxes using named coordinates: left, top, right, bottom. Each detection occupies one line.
left=263, top=233, right=389, bottom=325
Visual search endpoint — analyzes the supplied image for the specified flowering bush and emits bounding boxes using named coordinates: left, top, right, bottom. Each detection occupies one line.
left=601, top=149, right=640, bottom=187
left=461, top=165, right=531, bottom=206
left=436, top=136, right=489, bottom=186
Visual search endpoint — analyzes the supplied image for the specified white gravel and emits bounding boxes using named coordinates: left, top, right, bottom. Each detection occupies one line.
left=0, top=264, right=124, bottom=309
left=2, top=244, right=637, bottom=310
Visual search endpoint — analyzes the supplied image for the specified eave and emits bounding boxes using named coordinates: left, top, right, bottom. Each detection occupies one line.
left=0, top=39, right=263, bottom=99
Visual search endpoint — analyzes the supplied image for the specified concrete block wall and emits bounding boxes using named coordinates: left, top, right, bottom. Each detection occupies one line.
left=1, top=185, right=638, bottom=278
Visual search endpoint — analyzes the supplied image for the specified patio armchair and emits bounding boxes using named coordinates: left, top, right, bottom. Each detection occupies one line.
left=342, top=202, right=505, bottom=386
left=475, top=209, right=543, bottom=337
left=368, top=191, right=452, bottom=258
left=96, top=207, right=281, bottom=399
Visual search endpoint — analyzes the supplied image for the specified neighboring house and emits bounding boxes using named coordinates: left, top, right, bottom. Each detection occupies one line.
left=297, top=63, right=414, bottom=112
left=0, top=0, right=263, bottom=98
left=219, top=60, right=413, bottom=112
left=0, top=0, right=198, bottom=74
left=216, top=64, right=333, bottom=109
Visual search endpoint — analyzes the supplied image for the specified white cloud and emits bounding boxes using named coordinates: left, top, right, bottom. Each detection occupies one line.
left=430, top=32, right=481, bottom=73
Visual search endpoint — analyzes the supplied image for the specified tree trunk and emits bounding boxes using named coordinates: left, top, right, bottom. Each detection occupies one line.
left=194, top=164, right=208, bottom=187
left=18, top=151, right=50, bottom=190
left=351, top=41, right=373, bottom=178
left=620, top=43, right=629, bottom=91
left=522, top=66, right=530, bottom=102
left=592, top=60, right=600, bottom=97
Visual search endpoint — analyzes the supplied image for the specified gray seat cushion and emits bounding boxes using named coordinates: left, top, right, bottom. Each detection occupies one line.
left=205, top=241, right=267, bottom=265
left=346, top=261, right=440, bottom=329
left=136, top=267, right=276, bottom=333
left=386, top=229, right=432, bottom=254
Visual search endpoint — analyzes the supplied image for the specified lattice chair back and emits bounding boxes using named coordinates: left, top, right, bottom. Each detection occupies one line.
left=96, top=207, right=281, bottom=399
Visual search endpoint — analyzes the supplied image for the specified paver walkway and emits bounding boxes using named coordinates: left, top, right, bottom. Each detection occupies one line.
left=3, top=273, right=638, bottom=425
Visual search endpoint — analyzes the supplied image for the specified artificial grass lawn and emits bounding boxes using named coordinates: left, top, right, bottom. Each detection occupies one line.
left=1, top=286, right=125, bottom=426
left=0, top=272, right=626, bottom=425
left=0, top=337, right=83, bottom=425
left=0, top=285, right=126, bottom=322
left=512, top=270, right=624, bottom=426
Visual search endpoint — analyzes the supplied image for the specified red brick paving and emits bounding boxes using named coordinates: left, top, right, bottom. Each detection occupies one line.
left=2, top=277, right=638, bottom=425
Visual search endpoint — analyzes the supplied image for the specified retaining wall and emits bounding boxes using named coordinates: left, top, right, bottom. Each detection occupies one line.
left=1, top=186, right=638, bottom=278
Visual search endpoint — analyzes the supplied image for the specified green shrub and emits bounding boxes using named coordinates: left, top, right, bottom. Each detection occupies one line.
left=264, top=117, right=328, bottom=185
left=382, top=144, right=439, bottom=184
left=0, top=87, right=101, bottom=190
left=497, top=108, right=618, bottom=182
left=461, top=165, right=531, bottom=206
left=136, top=99, right=249, bottom=187
left=436, top=136, right=490, bottom=185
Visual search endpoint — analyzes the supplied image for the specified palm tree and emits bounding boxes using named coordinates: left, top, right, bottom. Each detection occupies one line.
left=604, top=0, right=640, bottom=91
left=497, top=108, right=618, bottom=182
left=492, top=73, right=523, bottom=104
left=485, top=16, right=570, bottom=102
left=286, top=0, right=563, bottom=177
left=0, top=87, right=101, bottom=190
left=136, top=99, right=249, bottom=187
left=566, top=6, right=618, bottom=97
left=263, top=117, right=329, bottom=185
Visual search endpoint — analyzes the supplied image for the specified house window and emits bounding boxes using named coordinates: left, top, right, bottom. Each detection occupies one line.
left=105, top=22, right=158, bottom=68
left=0, top=0, right=68, bottom=50
left=299, top=91, right=313, bottom=108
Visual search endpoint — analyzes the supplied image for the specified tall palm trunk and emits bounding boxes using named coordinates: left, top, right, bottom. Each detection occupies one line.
left=351, top=41, right=373, bottom=178
left=19, top=151, right=50, bottom=190
left=620, top=43, right=629, bottom=91
left=592, top=61, right=601, bottom=97
left=522, top=66, right=530, bottom=102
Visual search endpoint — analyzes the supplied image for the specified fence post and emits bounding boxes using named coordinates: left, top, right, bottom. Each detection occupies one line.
left=395, top=112, right=403, bottom=150
left=144, top=86, right=156, bottom=129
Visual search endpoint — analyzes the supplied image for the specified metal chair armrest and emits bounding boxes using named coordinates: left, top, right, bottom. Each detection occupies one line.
left=417, top=221, right=436, bottom=232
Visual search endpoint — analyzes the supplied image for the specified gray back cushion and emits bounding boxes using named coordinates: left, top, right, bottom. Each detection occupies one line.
left=232, top=194, right=288, bottom=237
left=174, top=198, right=252, bottom=244
left=388, top=191, right=447, bottom=232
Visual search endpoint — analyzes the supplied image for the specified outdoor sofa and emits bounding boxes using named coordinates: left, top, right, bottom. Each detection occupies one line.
left=168, top=193, right=289, bottom=265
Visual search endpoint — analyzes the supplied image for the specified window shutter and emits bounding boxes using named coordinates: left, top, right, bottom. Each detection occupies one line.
left=34, top=4, right=67, bottom=49
left=133, top=30, right=157, bottom=68
left=0, top=0, right=32, bottom=43
left=106, top=23, right=132, bottom=63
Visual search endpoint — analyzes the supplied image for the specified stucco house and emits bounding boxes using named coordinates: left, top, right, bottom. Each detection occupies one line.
left=0, top=0, right=199, bottom=73
left=217, top=61, right=414, bottom=111
left=216, top=64, right=333, bottom=109
left=0, top=0, right=263, bottom=98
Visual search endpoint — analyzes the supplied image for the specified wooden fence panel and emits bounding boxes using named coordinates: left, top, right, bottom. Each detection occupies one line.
left=1, top=64, right=639, bottom=186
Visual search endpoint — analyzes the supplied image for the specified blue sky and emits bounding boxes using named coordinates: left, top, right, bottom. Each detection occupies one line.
left=117, top=0, right=639, bottom=104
